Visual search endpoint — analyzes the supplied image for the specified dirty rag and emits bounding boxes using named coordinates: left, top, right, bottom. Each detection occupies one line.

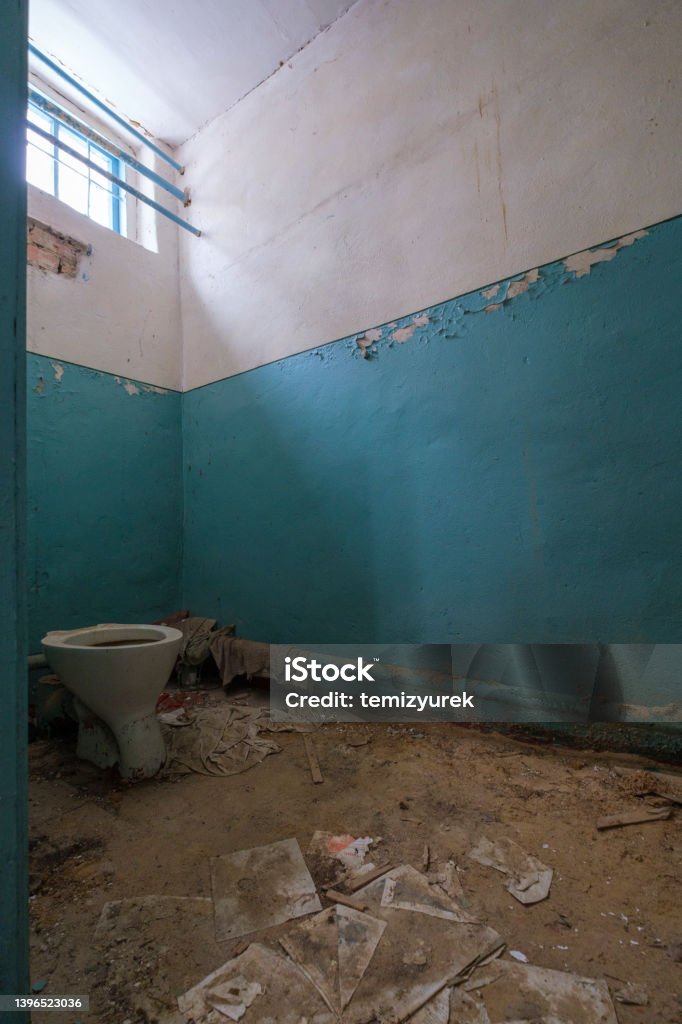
left=160, top=703, right=280, bottom=777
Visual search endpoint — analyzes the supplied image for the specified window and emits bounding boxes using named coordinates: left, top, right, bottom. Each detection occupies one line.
left=26, top=97, right=126, bottom=235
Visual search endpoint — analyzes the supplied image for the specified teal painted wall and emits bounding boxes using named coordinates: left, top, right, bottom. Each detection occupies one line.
left=182, top=215, right=682, bottom=645
left=0, top=0, right=29, bottom=1003
left=27, top=355, right=182, bottom=651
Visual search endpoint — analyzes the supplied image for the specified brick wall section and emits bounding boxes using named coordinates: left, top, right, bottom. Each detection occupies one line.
left=27, top=218, right=89, bottom=277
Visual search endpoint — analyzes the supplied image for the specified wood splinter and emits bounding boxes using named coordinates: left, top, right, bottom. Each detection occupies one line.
left=303, top=734, right=323, bottom=784
left=326, top=890, right=369, bottom=913
left=346, top=862, right=393, bottom=893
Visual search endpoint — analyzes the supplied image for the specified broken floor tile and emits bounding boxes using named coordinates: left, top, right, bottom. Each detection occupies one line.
left=340, top=867, right=504, bottom=1023
left=468, top=835, right=553, bottom=904
left=178, top=942, right=334, bottom=1024
left=381, top=863, right=476, bottom=923
left=279, top=904, right=386, bottom=1014
left=210, top=838, right=322, bottom=941
left=455, top=961, right=619, bottom=1024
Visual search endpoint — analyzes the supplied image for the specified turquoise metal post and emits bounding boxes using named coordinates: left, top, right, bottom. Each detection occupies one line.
left=0, top=0, right=29, bottom=1016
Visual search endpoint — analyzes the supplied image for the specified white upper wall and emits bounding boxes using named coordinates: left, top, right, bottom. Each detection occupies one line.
left=27, top=172, right=182, bottom=390
left=178, top=0, right=682, bottom=391
left=29, top=0, right=355, bottom=146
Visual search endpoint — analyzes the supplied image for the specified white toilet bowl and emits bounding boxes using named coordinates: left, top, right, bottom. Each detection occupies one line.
left=42, top=623, right=183, bottom=780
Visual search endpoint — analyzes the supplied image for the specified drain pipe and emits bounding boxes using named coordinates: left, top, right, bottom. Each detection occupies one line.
left=28, top=653, right=48, bottom=669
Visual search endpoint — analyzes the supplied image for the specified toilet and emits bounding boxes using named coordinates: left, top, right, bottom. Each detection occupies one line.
left=42, top=623, right=183, bottom=780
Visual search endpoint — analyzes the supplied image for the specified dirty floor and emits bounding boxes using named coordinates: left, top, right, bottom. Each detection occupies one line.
left=28, top=689, right=682, bottom=1023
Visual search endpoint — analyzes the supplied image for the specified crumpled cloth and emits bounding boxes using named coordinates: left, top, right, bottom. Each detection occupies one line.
left=160, top=703, right=281, bottom=777
left=208, top=634, right=270, bottom=686
left=176, top=616, right=221, bottom=667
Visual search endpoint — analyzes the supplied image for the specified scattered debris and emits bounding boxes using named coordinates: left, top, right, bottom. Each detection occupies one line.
left=280, top=904, right=386, bottom=1014
left=309, top=832, right=374, bottom=871
left=468, top=835, right=553, bottom=904
left=667, top=934, right=682, bottom=963
left=160, top=703, right=281, bottom=777
left=614, top=766, right=682, bottom=805
left=453, top=961, right=619, bottom=1024
left=407, top=986, right=450, bottom=1024
left=509, top=949, right=528, bottom=962
left=345, top=866, right=504, bottom=1023
left=325, top=889, right=369, bottom=913
left=346, top=861, right=393, bottom=893
left=422, top=844, right=430, bottom=871
left=614, top=981, right=649, bottom=1006
left=303, top=734, right=324, bottom=784
left=178, top=943, right=332, bottom=1024
left=380, top=864, right=476, bottom=923
left=210, top=839, right=321, bottom=942
left=596, top=807, right=671, bottom=830
left=431, top=860, right=464, bottom=901
left=156, top=689, right=208, bottom=716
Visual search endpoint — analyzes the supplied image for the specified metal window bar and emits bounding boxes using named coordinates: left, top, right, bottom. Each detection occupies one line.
left=27, top=121, right=201, bottom=237
left=28, top=88, right=185, bottom=204
left=29, top=43, right=183, bottom=173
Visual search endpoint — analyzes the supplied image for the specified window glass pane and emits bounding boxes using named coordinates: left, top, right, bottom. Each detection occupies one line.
left=58, top=164, right=89, bottom=216
left=26, top=141, right=55, bottom=194
left=88, top=179, right=113, bottom=229
left=27, top=108, right=55, bottom=156
left=27, top=105, right=51, bottom=131
left=57, top=123, right=87, bottom=172
left=89, top=147, right=111, bottom=170
left=89, top=166, right=110, bottom=191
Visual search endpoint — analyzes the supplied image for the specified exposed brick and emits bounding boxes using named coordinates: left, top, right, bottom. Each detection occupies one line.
left=27, top=217, right=89, bottom=277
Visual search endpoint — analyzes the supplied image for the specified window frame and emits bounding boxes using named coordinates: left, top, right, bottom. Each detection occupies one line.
left=26, top=88, right=129, bottom=237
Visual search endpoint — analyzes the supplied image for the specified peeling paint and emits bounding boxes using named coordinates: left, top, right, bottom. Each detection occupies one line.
left=481, top=284, right=500, bottom=300
left=563, top=230, right=648, bottom=278
left=143, top=384, right=169, bottom=395
left=34, top=377, right=45, bottom=394
left=356, top=327, right=382, bottom=351
left=391, top=314, right=430, bottom=343
left=51, top=362, right=64, bottom=382
left=347, top=225, right=655, bottom=364
left=484, top=268, right=540, bottom=311
left=506, top=267, right=539, bottom=299
left=114, top=376, right=142, bottom=395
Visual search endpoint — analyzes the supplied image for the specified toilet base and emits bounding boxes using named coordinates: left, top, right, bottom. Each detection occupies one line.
left=73, top=697, right=166, bottom=780
left=73, top=697, right=118, bottom=769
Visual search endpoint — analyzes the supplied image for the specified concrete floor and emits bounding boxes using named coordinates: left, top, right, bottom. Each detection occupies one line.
left=28, top=691, right=682, bottom=1023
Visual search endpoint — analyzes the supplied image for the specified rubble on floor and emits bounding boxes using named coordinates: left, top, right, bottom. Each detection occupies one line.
left=467, top=835, right=553, bottom=904
left=160, top=703, right=282, bottom=778
left=27, top=715, right=681, bottom=1024
left=210, top=838, right=321, bottom=941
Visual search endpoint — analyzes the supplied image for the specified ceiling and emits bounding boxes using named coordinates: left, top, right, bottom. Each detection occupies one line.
left=28, top=0, right=355, bottom=147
